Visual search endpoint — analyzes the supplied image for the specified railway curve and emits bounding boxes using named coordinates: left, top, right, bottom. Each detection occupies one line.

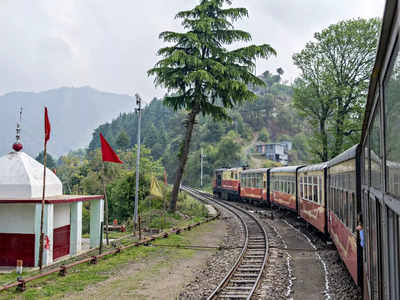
left=181, top=186, right=269, bottom=300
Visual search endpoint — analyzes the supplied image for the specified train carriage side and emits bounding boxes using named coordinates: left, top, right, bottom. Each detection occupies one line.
left=270, top=166, right=303, bottom=213
left=220, top=167, right=242, bottom=201
left=240, top=168, right=270, bottom=206
left=213, top=168, right=226, bottom=197
left=298, top=163, right=328, bottom=234
left=359, top=0, right=400, bottom=298
left=327, top=144, right=362, bottom=286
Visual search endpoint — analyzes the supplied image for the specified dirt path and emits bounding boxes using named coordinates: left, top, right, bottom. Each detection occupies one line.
left=60, top=219, right=227, bottom=300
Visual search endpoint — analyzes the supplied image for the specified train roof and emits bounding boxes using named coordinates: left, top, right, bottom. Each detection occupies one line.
left=328, top=144, right=359, bottom=167
left=298, top=162, right=328, bottom=173
left=241, top=168, right=270, bottom=174
left=270, top=165, right=304, bottom=173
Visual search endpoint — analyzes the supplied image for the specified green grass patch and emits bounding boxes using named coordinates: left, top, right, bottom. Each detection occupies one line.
left=0, top=221, right=215, bottom=300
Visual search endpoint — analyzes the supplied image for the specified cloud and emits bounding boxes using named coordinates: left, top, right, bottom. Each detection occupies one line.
left=0, top=0, right=386, bottom=101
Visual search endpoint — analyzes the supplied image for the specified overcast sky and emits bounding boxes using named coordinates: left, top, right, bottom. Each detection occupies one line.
left=0, top=0, right=386, bottom=104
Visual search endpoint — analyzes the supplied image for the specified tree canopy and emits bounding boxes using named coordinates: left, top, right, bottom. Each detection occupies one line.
left=148, top=0, right=276, bottom=211
left=293, top=18, right=380, bottom=161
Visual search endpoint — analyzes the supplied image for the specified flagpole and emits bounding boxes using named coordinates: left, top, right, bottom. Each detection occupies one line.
left=38, top=139, right=47, bottom=271
left=101, top=160, right=110, bottom=245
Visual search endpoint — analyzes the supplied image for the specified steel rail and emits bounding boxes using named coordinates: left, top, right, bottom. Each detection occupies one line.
left=0, top=206, right=221, bottom=294
left=181, top=186, right=269, bottom=300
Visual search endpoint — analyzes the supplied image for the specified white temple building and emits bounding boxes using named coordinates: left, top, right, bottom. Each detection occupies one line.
left=0, top=141, right=104, bottom=267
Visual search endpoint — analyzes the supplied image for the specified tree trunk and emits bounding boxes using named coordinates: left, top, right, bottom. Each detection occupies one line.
left=169, top=110, right=198, bottom=212
left=320, top=118, right=328, bottom=162
left=334, top=98, right=345, bottom=157
left=333, top=109, right=345, bottom=157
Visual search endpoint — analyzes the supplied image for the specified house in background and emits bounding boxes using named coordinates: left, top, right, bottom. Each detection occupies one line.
left=255, top=141, right=291, bottom=165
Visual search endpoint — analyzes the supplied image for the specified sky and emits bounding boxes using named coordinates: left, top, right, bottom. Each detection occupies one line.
left=0, top=0, right=386, bottom=104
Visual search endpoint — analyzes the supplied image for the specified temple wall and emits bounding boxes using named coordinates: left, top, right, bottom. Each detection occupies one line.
left=0, top=203, right=35, bottom=233
left=54, top=203, right=70, bottom=228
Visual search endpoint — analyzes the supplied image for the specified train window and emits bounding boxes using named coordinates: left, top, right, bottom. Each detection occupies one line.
left=313, top=184, right=318, bottom=202
left=300, top=179, right=303, bottom=198
left=385, top=45, right=400, bottom=198
left=335, top=189, right=340, bottom=216
left=370, top=103, right=382, bottom=190
left=343, top=192, right=350, bottom=227
left=319, top=176, right=322, bottom=204
left=349, top=193, right=354, bottom=232
left=364, top=136, right=370, bottom=187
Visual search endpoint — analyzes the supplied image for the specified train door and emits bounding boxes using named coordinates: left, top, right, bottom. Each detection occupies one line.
left=366, top=194, right=384, bottom=300
left=386, top=206, right=400, bottom=299
left=217, top=173, right=222, bottom=187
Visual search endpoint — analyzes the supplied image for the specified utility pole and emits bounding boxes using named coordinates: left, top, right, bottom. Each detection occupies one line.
left=200, top=148, right=206, bottom=187
left=134, top=94, right=142, bottom=231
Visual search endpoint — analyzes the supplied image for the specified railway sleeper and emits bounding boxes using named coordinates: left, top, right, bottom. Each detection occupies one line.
left=237, top=268, right=261, bottom=272
left=230, top=280, right=257, bottom=284
left=225, top=286, right=252, bottom=289
left=233, top=273, right=259, bottom=277
left=244, top=255, right=264, bottom=258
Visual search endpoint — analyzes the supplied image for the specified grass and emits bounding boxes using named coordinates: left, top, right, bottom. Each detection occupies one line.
left=0, top=191, right=213, bottom=299
left=0, top=227, right=202, bottom=300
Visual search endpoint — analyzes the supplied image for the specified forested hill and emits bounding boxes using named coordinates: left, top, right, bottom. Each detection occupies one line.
left=88, top=70, right=307, bottom=187
left=0, top=87, right=133, bottom=156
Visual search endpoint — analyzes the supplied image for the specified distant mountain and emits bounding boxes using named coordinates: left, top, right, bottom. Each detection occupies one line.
left=0, top=86, right=133, bottom=157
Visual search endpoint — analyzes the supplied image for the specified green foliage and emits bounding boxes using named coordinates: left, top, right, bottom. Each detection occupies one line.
left=35, top=151, right=57, bottom=169
left=293, top=18, right=380, bottom=161
left=258, top=127, right=270, bottom=143
left=148, top=0, right=276, bottom=211
left=115, top=130, right=130, bottom=150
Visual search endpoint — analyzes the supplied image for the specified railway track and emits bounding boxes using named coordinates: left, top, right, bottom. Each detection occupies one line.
left=181, top=186, right=269, bottom=300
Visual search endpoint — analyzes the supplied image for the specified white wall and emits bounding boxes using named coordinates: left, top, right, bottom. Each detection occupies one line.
left=54, top=203, right=70, bottom=228
left=0, top=203, right=35, bottom=233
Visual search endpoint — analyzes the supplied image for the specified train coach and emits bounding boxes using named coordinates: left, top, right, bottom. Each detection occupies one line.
left=240, top=168, right=269, bottom=206
left=213, top=167, right=242, bottom=201
left=270, top=166, right=303, bottom=213
left=359, top=0, right=400, bottom=297
left=298, top=163, right=328, bottom=235
left=327, top=144, right=362, bottom=286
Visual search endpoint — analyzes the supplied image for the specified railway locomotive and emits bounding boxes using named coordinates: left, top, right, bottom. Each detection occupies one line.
left=213, top=0, right=400, bottom=298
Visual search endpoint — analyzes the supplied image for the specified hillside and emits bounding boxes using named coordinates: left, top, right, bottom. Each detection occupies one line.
left=0, top=87, right=133, bottom=156
left=87, top=70, right=308, bottom=187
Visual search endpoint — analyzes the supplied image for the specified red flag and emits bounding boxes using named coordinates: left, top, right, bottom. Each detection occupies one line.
left=100, top=133, right=123, bottom=164
left=44, top=107, right=51, bottom=143
left=164, top=169, right=167, bottom=186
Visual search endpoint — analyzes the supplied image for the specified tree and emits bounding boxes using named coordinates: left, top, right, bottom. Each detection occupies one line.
left=36, top=151, right=57, bottom=170
left=258, top=127, right=270, bottom=143
left=116, top=130, right=130, bottom=150
left=148, top=0, right=276, bottom=211
left=293, top=18, right=380, bottom=160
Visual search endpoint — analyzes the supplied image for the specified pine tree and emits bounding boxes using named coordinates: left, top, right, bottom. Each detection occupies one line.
left=148, top=0, right=276, bottom=211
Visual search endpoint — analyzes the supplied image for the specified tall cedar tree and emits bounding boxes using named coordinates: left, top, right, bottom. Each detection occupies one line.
left=148, top=0, right=276, bottom=212
left=293, top=18, right=380, bottom=161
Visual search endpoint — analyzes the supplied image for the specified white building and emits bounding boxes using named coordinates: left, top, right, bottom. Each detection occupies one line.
left=255, top=142, right=289, bottom=165
left=0, top=143, right=104, bottom=267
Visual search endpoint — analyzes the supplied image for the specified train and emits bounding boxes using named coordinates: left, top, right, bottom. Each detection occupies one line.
left=213, top=0, right=400, bottom=298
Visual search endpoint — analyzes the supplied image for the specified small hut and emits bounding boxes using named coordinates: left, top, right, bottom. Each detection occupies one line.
left=0, top=141, right=104, bottom=267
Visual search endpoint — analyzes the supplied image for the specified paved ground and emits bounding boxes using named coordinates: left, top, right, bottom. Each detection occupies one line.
left=59, top=219, right=227, bottom=300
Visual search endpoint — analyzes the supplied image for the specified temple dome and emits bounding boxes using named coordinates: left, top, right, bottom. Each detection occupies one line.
left=0, top=151, right=62, bottom=199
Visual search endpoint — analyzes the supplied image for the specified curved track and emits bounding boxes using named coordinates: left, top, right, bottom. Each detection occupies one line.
left=181, top=186, right=269, bottom=300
